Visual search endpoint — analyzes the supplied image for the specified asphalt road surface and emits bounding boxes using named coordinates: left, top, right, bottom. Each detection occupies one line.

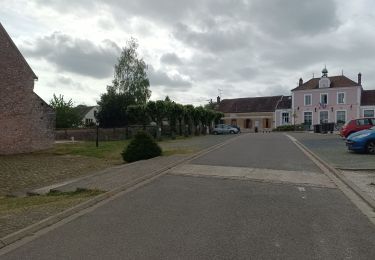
left=2, top=133, right=375, bottom=259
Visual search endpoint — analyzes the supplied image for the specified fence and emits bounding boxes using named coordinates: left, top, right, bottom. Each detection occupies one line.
left=55, top=125, right=158, bottom=141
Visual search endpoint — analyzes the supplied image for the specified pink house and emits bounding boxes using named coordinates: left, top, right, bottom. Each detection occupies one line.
left=291, top=67, right=371, bottom=128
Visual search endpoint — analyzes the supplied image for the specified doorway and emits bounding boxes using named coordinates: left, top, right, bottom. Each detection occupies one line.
left=245, top=119, right=252, bottom=129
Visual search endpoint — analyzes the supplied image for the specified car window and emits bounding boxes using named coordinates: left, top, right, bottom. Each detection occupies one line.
left=357, top=119, right=371, bottom=126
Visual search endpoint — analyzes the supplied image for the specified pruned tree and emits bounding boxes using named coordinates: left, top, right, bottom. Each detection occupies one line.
left=126, top=105, right=149, bottom=129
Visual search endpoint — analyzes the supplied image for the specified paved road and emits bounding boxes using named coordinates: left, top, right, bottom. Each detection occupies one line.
left=2, top=133, right=375, bottom=259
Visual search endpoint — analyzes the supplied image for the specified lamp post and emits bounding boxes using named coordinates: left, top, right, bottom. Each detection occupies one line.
left=96, top=121, right=99, bottom=148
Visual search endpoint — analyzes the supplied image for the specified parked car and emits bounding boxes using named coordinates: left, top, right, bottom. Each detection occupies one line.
left=212, top=124, right=239, bottom=135
left=340, top=118, right=375, bottom=138
left=346, top=126, right=375, bottom=154
left=231, top=125, right=241, bottom=133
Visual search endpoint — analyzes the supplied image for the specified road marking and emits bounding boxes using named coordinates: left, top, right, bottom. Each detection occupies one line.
left=297, top=187, right=306, bottom=192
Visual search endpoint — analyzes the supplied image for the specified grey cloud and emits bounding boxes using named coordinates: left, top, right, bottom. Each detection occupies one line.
left=148, top=66, right=192, bottom=89
left=48, top=75, right=85, bottom=91
left=160, top=53, right=183, bottom=65
left=173, top=22, right=252, bottom=53
left=22, top=32, right=121, bottom=78
left=249, top=0, right=340, bottom=36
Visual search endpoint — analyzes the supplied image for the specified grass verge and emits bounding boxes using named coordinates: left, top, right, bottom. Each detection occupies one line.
left=0, top=189, right=103, bottom=238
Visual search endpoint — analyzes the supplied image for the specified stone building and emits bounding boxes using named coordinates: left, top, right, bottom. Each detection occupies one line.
left=0, top=23, right=55, bottom=154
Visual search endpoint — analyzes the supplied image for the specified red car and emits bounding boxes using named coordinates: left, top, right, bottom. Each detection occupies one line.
left=340, top=118, right=375, bottom=138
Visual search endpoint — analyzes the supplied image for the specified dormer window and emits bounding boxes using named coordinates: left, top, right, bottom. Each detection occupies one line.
left=319, top=66, right=330, bottom=88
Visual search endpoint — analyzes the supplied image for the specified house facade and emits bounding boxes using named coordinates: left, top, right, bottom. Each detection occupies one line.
left=218, top=96, right=286, bottom=132
left=75, top=105, right=98, bottom=127
left=291, top=68, right=375, bottom=128
left=0, top=23, right=55, bottom=154
left=217, top=67, right=375, bottom=130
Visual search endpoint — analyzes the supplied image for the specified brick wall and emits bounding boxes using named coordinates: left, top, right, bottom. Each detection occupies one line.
left=0, top=23, right=55, bottom=155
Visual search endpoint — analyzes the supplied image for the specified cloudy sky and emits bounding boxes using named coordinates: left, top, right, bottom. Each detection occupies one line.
left=2, top=0, right=375, bottom=106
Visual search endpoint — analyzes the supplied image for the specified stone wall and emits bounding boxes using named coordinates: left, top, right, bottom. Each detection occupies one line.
left=0, top=23, right=55, bottom=155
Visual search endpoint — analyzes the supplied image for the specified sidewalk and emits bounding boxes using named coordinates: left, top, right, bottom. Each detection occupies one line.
left=288, top=132, right=375, bottom=209
left=32, top=154, right=189, bottom=194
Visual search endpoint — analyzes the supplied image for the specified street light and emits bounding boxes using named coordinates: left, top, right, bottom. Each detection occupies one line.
left=96, top=121, right=99, bottom=148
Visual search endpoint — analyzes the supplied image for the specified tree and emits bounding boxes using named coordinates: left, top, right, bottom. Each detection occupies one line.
left=146, top=100, right=166, bottom=140
left=175, top=104, right=185, bottom=136
left=96, top=86, right=130, bottom=128
left=49, top=94, right=81, bottom=129
left=184, top=105, right=195, bottom=136
left=126, top=105, right=150, bottom=129
left=112, top=38, right=151, bottom=104
left=97, top=38, right=151, bottom=128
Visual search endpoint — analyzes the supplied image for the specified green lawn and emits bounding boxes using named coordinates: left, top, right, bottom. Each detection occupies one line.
left=51, top=140, right=130, bottom=163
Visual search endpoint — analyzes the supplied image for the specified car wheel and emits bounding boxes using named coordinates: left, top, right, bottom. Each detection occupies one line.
left=229, top=130, right=235, bottom=134
left=213, top=131, right=218, bottom=135
left=366, top=140, right=375, bottom=154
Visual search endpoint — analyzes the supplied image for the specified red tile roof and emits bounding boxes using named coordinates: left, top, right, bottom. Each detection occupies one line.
left=291, top=75, right=359, bottom=91
left=218, top=95, right=283, bottom=113
left=361, top=90, right=375, bottom=106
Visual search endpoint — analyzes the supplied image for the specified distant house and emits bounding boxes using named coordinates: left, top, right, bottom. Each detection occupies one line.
left=0, top=23, right=55, bottom=154
left=292, top=68, right=375, bottom=128
left=218, top=95, right=287, bottom=132
left=74, top=105, right=98, bottom=127
left=274, top=96, right=292, bottom=128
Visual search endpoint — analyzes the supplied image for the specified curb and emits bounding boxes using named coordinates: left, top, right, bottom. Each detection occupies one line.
left=285, top=134, right=375, bottom=210
left=0, top=134, right=244, bottom=250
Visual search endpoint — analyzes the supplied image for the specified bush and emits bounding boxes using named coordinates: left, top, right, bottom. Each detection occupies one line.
left=273, top=124, right=305, bottom=132
left=121, top=131, right=162, bottom=162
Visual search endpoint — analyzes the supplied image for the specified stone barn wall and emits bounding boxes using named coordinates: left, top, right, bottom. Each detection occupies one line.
left=0, top=23, right=55, bottom=154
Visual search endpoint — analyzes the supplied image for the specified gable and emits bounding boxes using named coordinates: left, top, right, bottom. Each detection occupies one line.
left=0, top=23, right=37, bottom=80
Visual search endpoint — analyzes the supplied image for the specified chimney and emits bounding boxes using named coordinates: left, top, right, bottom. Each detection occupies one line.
left=299, top=78, right=303, bottom=86
left=358, top=73, right=362, bottom=85
left=217, top=96, right=221, bottom=103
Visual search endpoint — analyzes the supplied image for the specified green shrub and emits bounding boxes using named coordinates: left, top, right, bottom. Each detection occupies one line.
left=121, top=131, right=162, bottom=162
left=273, top=124, right=305, bottom=132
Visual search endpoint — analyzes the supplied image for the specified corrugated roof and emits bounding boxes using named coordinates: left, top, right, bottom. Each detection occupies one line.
left=291, top=75, right=359, bottom=91
left=218, top=96, right=283, bottom=113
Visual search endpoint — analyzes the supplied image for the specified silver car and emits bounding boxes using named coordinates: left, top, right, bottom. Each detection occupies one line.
left=212, top=124, right=239, bottom=135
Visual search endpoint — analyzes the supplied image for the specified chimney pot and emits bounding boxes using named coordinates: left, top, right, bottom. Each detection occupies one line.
left=358, top=73, right=362, bottom=85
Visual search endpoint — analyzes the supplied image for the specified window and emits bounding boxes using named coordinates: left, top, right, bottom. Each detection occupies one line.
left=304, top=94, right=312, bottom=106
left=304, top=112, right=312, bottom=125
left=319, top=111, right=328, bottom=123
left=282, top=112, right=289, bottom=124
left=364, top=109, right=375, bottom=118
left=337, top=92, right=345, bottom=104
left=357, top=118, right=371, bottom=126
left=336, top=111, right=346, bottom=124
left=320, top=93, right=328, bottom=105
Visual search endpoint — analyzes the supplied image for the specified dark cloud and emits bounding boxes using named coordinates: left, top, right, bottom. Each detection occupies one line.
left=22, top=32, right=121, bottom=78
